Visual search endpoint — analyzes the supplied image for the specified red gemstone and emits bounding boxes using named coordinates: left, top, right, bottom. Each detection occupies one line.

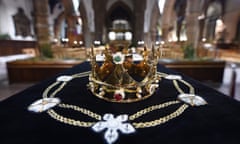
left=114, top=93, right=123, bottom=101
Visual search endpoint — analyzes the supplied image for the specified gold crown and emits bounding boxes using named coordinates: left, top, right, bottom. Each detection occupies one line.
left=88, top=42, right=160, bottom=103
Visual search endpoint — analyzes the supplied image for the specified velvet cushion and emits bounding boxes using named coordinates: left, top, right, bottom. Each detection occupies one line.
left=1, top=62, right=240, bottom=144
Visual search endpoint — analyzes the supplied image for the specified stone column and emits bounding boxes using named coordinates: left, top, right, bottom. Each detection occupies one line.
left=224, top=11, right=239, bottom=43
left=33, top=0, right=50, bottom=46
left=160, top=0, right=176, bottom=42
left=93, top=0, right=107, bottom=43
left=185, top=0, right=201, bottom=51
left=133, top=0, right=146, bottom=44
left=66, top=15, right=77, bottom=47
left=61, top=0, right=77, bottom=47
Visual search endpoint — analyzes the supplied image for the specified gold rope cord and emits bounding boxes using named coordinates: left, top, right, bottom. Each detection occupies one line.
left=41, top=71, right=194, bottom=129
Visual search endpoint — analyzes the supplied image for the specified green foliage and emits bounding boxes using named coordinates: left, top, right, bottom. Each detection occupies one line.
left=183, top=43, right=195, bottom=59
left=39, top=43, right=53, bottom=58
left=0, top=34, right=11, bottom=40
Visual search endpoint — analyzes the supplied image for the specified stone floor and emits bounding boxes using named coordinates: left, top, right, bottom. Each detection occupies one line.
left=0, top=80, right=35, bottom=101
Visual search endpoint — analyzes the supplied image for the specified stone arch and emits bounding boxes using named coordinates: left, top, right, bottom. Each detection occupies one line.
left=106, top=0, right=133, bottom=12
left=53, top=0, right=88, bottom=46
left=174, top=0, right=187, bottom=42
left=105, top=1, right=134, bottom=43
left=53, top=11, right=65, bottom=40
left=106, top=1, right=133, bottom=30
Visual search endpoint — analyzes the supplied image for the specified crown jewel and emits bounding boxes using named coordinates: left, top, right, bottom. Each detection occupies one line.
left=88, top=43, right=160, bottom=103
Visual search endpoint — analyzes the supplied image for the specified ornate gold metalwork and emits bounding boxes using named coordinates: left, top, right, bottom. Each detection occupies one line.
left=88, top=44, right=160, bottom=103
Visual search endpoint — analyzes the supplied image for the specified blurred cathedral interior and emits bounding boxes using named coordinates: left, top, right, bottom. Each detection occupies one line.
left=0, top=0, right=240, bottom=100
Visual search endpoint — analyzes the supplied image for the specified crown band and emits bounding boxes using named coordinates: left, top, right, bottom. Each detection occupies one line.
left=88, top=44, right=160, bottom=103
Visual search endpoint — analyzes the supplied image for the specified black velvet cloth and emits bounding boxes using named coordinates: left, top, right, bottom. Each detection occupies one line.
left=1, top=62, right=240, bottom=144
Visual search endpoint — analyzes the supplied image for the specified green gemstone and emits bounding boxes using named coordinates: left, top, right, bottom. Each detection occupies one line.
left=114, top=56, right=121, bottom=62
